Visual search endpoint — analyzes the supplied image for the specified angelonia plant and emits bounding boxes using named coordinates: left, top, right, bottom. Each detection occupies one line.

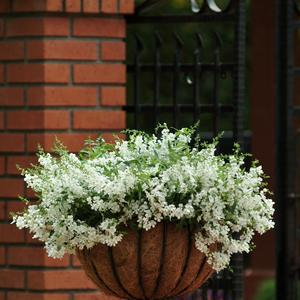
left=12, top=125, right=274, bottom=272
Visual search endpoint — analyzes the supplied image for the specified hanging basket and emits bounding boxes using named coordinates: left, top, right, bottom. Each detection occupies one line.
left=77, top=222, right=215, bottom=300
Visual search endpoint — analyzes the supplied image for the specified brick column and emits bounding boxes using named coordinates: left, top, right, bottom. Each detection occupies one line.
left=0, top=1, right=134, bottom=299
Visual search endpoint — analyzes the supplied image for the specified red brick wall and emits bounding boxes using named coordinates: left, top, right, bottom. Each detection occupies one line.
left=0, top=1, right=134, bottom=299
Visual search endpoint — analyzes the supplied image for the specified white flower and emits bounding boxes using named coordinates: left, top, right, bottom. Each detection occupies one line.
left=12, top=125, right=274, bottom=272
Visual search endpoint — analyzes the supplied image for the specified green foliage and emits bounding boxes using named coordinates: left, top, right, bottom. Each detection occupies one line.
left=255, top=280, right=300, bottom=300
left=255, top=280, right=275, bottom=300
left=79, top=137, right=115, bottom=160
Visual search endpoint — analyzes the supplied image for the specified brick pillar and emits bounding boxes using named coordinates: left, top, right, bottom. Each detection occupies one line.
left=0, top=1, right=134, bottom=299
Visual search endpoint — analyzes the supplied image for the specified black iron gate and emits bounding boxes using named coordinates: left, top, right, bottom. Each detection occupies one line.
left=276, top=0, right=300, bottom=299
left=125, top=0, right=246, bottom=299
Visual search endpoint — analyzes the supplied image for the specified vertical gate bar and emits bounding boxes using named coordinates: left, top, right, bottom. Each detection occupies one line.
left=233, top=0, right=246, bottom=145
left=296, top=132, right=300, bottom=299
left=173, top=33, right=183, bottom=128
left=275, top=0, right=293, bottom=299
left=153, top=32, right=162, bottom=127
left=232, top=0, right=246, bottom=299
left=212, top=275, right=218, bottom=300
left=223, top=270, right=230, bottom=300
left=287, top=0, right=297, bottom=295
left=193, top=34, right=203, bottom=124
left=201, top=284, right=208, bottom=300
left=288, top=1, right=299, bottom=299
left=276, top=0, right=296, bottom=299
left=134, top=35, right=144, bottom=130
left=212, top=33, right=222, bottom=137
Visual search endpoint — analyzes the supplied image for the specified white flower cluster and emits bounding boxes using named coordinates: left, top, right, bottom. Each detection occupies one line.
left=12, top=126, right=274, bottom=272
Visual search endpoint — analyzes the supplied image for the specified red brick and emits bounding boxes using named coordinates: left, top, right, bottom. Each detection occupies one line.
left=0, top=134, right=24, bottom=152
left=7, top=64, right=70, bottom=83
left=8, top=247, right=69, bottom=267
left=0, top=224, right=25, bottom=243
left=45, top=0, right=64, bottom=11
left=0, top=41, right=24, bottom=61
left=7, top=292, right=69, bottom=300
left=28, top=270, right=97, bottom=290
left=27, top=40, right=97, bottom=61
left=7, top=111, right=70, bottom=130
left=25, top=187, right=36, bottom=199
left=0, top=178, right=24, bottom=197
left=102, top=133, right=125, bottom=144
left=0, top=201, right=5, bottom=220
left=0, top=88, right=24, bottom=106
left=13, top=0, right=44, bottom=11
left=101, top=0, right=118, bottom=13
left=66, top=0, right=81, bottom=12
left=119, top=0, right=135, bottom=14
left=0, top=246, right=5, bottom=265
left=73, top=18, right=125, bottom=38
left=0, top=0, right=10, bottom=13
left=74, top=64, right=125, bottom=84
left=0, top=269, right=25, bottom=288
left=12, top=0, right=63, bottom=12
left=28, top=87, right=97, bottom=107
left=27, top=133, right=98, bottom=153
left=73, top=110, right=125, bottom=130
left=0, top=112, right=4, bottom=129
left=101, top=86, right=126, bottom=106
left=0, top=21, right=4, bottom=38
left=7, top=156, right=37, bottom=175
left=83, top=0, right=99, bottom=13
left=25, top=231, right=43, bottom=245
left=74, top=293, right=118, bottom=300
left=101, top=41, right=125, bottom=61
left=0, top=65, right=4, bottom=82
left=72, top=255, right=81, bottom=267
left=7, top=201, right=26, bottom=221
left=7, top=18, right=69, bottom=37
left=0, top=156, right=4, bottom=175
